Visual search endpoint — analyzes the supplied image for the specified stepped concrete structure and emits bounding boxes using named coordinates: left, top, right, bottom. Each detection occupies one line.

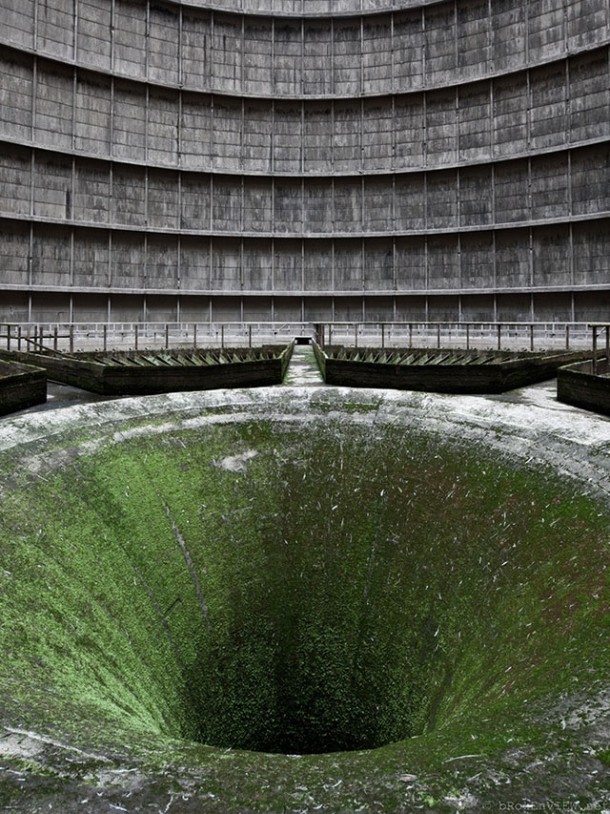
left=0, top=0, right=609, bottom=325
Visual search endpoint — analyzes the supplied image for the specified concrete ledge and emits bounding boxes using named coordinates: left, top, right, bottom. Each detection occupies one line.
left=557, top=359, right=610, bottom=416
left=0, top=346, right=293, bottom=396
left=315, top=345, right=590, bottom=394
left=0, top=360, right=47, bottom=416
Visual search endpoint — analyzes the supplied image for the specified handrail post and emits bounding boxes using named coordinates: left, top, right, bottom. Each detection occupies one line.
left=134, top=324, right=139, bottom=351
left=593, top=326, right=598, bottom=374
left=165, top=323, right=169, bottom=349
left=466, top=322, right=470, bottom=350
left=103, top=324, right=107, bottom=351
left=530, top=323, right=534, bottom=352
left=437, top=324, right=441, bottom=349
left=17, top=325, right=22, bottom=351
left=69, top=325, right=74, bottom=354
left=565, top=324, right=570, bottom=350
left=497, top=323, right=502, bottom=350
left=193, top=323, right=197, bottom=348
left=221, top=325, right=225, bottom=348
left=381, top=322, right=385, bottom=349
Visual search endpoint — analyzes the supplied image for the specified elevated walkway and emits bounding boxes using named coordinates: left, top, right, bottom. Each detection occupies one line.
left=284, top=343, right=324, bottom=386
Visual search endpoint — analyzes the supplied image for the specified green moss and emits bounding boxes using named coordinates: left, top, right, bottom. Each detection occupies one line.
left=0, top=414, right=608, bottom=810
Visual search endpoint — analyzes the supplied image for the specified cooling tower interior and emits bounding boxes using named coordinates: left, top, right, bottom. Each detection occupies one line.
left=0, top=0, right=609, bottom=325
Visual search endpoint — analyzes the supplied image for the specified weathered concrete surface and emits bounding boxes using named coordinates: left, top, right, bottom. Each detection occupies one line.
left=0, top=0, right=608, bottom=324
left=0, top=382, right=608, bottom=811
left=2, top=379, right=610, bottom=490
left=283, top=343, right=325, bottom=386
left=317, top=345, right=590, bottom=394
left=557, top=358, right=610, bottom=417
left=0, top=360, right=46, bottom=415
left=0, top=345, right=292, bottom=395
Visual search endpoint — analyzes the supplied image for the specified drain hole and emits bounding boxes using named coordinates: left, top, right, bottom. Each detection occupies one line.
left=183, top=613, right=442, bottom=754
left=3, top=420, right=605, bottom=760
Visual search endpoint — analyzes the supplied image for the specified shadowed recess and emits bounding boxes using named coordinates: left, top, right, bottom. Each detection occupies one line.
left=0, top=418, right=607, bottom=762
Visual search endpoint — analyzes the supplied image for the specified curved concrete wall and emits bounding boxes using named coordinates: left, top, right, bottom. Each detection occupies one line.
left=0, top=0, right=608, bottom=323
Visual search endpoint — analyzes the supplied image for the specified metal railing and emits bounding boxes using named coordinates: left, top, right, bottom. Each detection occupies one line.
left=317, top=321, right=591, bottom=352
left=0, top=320, right=594, bottom=355
left=0, top=322, right=314, bottom=354
left=590, top=324, right=610, bottom=373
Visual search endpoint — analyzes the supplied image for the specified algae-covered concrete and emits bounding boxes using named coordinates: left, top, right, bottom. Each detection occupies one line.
left=0, top=384, right=609, bottom=812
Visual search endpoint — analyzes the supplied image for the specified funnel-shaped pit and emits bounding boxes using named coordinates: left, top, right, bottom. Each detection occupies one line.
left=0, top=390, right=608, bottom=812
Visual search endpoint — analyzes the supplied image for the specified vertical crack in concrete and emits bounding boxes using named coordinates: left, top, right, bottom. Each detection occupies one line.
left=161, top=500, right=211, bottom=632
left=130, top=559, right=185, bottom=668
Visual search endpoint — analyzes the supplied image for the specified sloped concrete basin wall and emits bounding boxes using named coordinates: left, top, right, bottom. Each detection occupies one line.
left=0, top=387, right=608, bottom=812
